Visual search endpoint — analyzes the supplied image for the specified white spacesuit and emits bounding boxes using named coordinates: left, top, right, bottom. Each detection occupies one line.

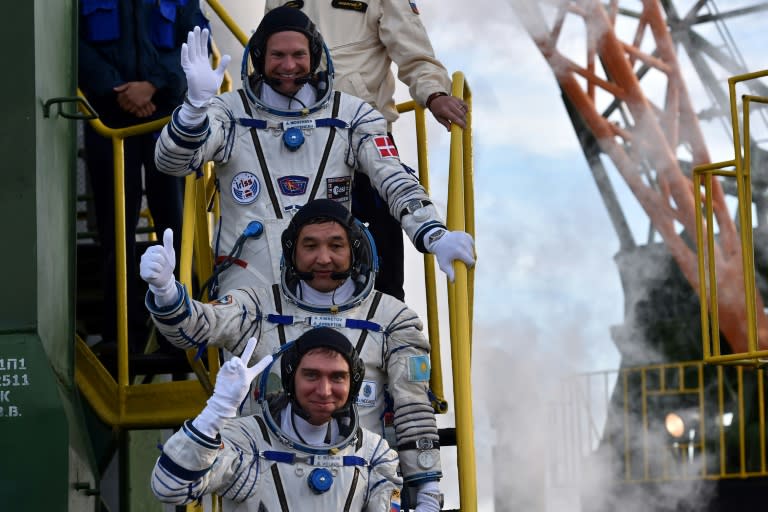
left=151, top=330, right=402, bottom=511
left=154, top=8, right=453, bottom=296
left=144, top=200, right=442, bottom=488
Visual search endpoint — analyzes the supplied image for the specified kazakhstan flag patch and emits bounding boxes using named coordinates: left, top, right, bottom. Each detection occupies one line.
left=408, top=355, right=431, bottom=382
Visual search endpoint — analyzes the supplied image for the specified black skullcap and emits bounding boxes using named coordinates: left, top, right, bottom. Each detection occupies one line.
left=250, top=6, right=324, bottom=74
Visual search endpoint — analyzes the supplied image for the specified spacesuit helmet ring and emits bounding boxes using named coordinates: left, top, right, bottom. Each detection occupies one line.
left=254, top=329, right=364, bottom=453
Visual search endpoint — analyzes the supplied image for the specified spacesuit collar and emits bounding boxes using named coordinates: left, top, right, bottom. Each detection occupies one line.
left=261, top=82, right=317, bottom=111
left=282, top=402, right=339, bottom=445
left=298, top=278, right=355, bottom=306
left=259, top=394, right=360, bottom=454
left=282, top=273, right=372, bottom=314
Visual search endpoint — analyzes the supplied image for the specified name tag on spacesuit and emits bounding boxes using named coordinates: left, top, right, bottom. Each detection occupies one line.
left=282, top=119, right=317, bottom=131
left=308, top=316, right=346, bottom=329
left=313, top=454, right=345, bottom=467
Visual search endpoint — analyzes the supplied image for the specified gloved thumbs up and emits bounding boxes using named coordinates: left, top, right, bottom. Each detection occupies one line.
left=162, top=227, right=175, bottom=259
left=140, top=228, right=179, bottom=307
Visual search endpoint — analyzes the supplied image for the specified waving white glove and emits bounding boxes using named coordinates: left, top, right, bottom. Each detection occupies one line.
left=182, top=26, right=231, bottom=107
left=193, top=337, right=273, bottom=437
left=425, top=228, right=475, bottom=282
left=176, top=26, right=231, bottom=126
left=140, top=228, right=178, bottom=307
left=415, top=481, right=442, bottom=512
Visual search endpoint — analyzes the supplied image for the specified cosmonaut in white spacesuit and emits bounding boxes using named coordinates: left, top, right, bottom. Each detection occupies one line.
left=153, top=6, right=474, bottom=296
left=151, top=328, right=402, bottom=511
left=141, top=200, right=445, bottom=511
left=264, top=0, right=471, bottom=303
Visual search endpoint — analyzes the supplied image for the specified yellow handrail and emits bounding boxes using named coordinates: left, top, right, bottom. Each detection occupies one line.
left=446, top=72, right=477, bottom=512
left=205, top=0, right=249, bottom=46
left=693, top=69, right=768, bottom=366
left=397, top=72, right=477, bottom=511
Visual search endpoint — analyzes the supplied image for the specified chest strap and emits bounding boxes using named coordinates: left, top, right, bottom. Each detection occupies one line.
left=261, top=451, right=367, bottom=467
left=270, top=284, right=287, bottom=345
left=309, top=90, right=342, bottom=200
left=355, top=291, right=383, bottom=356
left=253, top=415, right=273, bottom=445
left=343, top=468, right=360, bottom=512
left=237, top=118, right=348, bottom=130
left=269, top=464, right=290, bottom=512
left=238, top=89, right=283, bottom=219
left=266, top=313, right=381, bottom=332
left=252, top=413, right=288, bottom=511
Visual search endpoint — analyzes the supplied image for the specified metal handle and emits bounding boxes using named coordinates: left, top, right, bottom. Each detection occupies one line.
left=43, top=96, right=98, bottom=120
left=73, top=482, right=100, bottom=496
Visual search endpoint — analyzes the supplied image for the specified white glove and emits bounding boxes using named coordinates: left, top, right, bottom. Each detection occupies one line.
left=415, top=481, right=442, bottom=512
left=139, top=228, right=178, bottom=307
left=193, top=337, right=273, bottom=437
left=182, top=26, right=230, bottom=107
left=178, top=26, right=231, bottom=125
left=425, top=228, right=475, bottom=282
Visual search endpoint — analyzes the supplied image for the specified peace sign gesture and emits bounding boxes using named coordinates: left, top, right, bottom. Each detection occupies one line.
left=208, top=337, right=273, bottom=418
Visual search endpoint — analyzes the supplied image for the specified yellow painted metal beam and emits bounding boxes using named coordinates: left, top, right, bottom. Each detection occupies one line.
left=76, top=336, right=208, bottom=428
left=693, top=68, right=768, bottom=366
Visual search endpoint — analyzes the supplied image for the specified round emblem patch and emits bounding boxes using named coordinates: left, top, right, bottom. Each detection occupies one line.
left=231, top=171, right=261, bottom=205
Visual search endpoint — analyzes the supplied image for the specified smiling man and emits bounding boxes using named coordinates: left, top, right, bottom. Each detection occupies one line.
left=151, top=329, right=402, bottom=510
left=262, top=30, right=310, bottom=97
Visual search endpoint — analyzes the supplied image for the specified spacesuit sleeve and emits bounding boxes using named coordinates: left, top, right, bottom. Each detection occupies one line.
left=347, top=98, right=447, bottom=253
left=378, top=0, right=453, bottom=105
left=154, top=96, right=238, bottom=177
left=146, top=284, right=264, bottom=362
left=151, top=418, right=262, bottom=505
left=362, top=431, right=404, bottom=511
left=382, top=302, right=442, bottom=484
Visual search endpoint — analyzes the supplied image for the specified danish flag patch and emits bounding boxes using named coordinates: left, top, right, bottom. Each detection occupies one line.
left=374, top=136, right=400, bottom=159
